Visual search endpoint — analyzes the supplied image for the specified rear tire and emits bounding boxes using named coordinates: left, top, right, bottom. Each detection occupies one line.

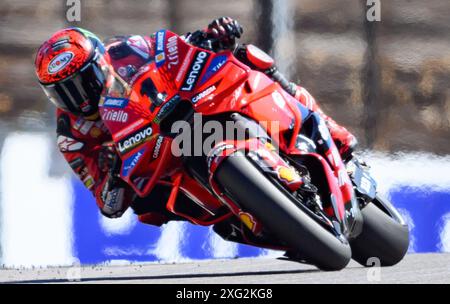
left=215, top=153, right=352, bottom=271
left=350, top=200, right=409, bottom=267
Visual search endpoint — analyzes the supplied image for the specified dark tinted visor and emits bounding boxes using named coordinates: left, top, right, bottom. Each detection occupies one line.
left=41, top=55, right=107, bottom=115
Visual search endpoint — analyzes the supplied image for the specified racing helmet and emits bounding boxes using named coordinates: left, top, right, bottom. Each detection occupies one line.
left=35, top=27, right=110, bottom=118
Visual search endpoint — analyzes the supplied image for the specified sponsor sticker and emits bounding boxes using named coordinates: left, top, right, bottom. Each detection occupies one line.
left=57, top=135, right=84, bottom=152
left=277, top=166, right=301, bottom=183
left=200, top=55, right=227, bottom=84
left=166, top=35, right=179, bottom=69
left=79, top=101, right=92, bottom=113
left=153, top=136, right=164, bottom=159
left=192, top=85, right=216, bottom=104
left=69, top=157, right=85, bottom=171
left=117, top=124, right=153, bottom=154
left=83, top=175, right=95, bottom=190
left=103, top=97, right=129, bottom=109
left=48, top=51, right=74, bottom=74
left=113, top=118, right=145, bottom=140
left=80, top=121, right=94, bottom=135
left=153, top=95, right=180, bottom=124
left=181, top=51, right=210, bottom=91
left=176, top=48, right=194, bottom=83
left=102, top=108, right=129, bottom=123
left=122, top=148, right=145, bottom=177
left=239, top=212, right=257, bottom=232
left=74, top=118, right=94, bottom=135
left=265, top=142, right=276, bottom=151
left=155, top=53, right=165, bottom=65
left=156, top=30, right=165, bottom=52
left=155, top=30, right=166, bottom=67
left=51, top=39, right=69, bottom=48
left=89, top=127, right=102, bottom=138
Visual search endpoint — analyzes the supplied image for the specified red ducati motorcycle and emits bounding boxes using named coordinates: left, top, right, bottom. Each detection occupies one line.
left=100, top=30, right=409, bottom=270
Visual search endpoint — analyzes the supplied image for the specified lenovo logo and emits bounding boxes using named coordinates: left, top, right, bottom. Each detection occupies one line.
left=181, top=51, right=209, bottom=91
left=117, top=125, right=153, bottom=154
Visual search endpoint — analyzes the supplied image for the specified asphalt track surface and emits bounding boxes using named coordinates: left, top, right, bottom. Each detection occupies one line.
left=1, top=254, right=449, bottom=284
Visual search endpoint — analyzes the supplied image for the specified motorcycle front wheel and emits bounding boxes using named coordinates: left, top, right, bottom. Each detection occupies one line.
left=215, top=152, right=352, bottom=271
left=350, top=197, right=410, bottom=267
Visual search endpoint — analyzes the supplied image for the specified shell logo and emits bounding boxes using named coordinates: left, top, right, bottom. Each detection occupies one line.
left=239, top=212, right=256, bottom=231
left=48, top=52, right=74, bottom=74
left=278, top=166, right=300, bottom=183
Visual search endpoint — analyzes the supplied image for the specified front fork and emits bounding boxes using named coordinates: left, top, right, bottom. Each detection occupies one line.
left=346, top=158, right=405, bottom=225
left=294, top=112, right=364, bottom=239
left=206, top=114, right=366, bottom=241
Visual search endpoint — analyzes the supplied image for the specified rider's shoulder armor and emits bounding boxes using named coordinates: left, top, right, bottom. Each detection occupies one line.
left=56, top=109, right=111, bottom=153
left=105, top=35, right=153, bottom=84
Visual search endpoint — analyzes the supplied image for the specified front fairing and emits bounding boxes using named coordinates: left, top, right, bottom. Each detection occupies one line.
left=98, top=61, right=178, bottom=197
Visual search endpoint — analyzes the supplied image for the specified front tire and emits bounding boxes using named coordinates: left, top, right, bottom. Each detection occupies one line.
left=215, top=153, right=352, bottom=271
left=350, top=199, right=409, bottom=267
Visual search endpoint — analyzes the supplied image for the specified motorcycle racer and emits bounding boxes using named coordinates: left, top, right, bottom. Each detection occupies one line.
left=34, top=17, right=357, bottom=223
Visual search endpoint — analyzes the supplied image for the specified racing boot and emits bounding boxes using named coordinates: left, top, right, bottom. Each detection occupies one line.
left=323, top=114, right=358, bottom=162
left=293, top=86, right=357, bottom=162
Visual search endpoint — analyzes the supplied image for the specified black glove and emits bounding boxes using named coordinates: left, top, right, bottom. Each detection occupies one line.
left=98, top=142, right=127, bottom=218
left=206, top=17, right=243, bottom=50
left=100, top=175, right=127, bottom=218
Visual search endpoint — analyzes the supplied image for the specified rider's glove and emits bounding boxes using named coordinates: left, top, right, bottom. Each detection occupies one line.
left=205, top=17, right=243, bottom=50
left=98, top=143, right=128, bottom=218
left=100, top=175, right=127, bottom=218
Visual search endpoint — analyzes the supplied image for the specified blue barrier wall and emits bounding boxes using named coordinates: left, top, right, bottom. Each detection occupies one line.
left=72, top=179, right=450, bottom=264
left=390, top=188, right=450, bottom=253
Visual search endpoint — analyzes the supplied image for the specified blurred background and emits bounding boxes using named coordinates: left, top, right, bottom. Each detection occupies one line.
left=0, top=0, right=450, bottom=268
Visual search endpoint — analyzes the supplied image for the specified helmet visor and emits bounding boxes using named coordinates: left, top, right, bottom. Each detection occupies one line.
left=41, top=53, right=108, bottom=115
